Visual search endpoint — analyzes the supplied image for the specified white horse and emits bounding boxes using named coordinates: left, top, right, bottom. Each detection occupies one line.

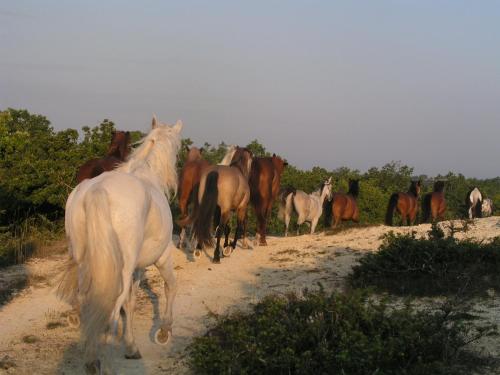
left=466, top=187, right=482, bottom=219
left=482, top=198, right=494, bottom=217
left=57, top=117, right=182, bottom=373
left=278, top=177, right=332, bottom=236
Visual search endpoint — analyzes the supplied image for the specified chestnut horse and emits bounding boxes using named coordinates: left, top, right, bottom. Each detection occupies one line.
left=76, top=130, right=131, bottom=183
left=325, top=179, right=360, bottom=228
left=177, top=147, right=211, bottom=248
left=181, top=147, right=253, bottom=263
left=249, top=154, right=288, bottom=246
left=422, top=181, right=446, bottom=222
left=385, top=180, right=421, bottom=226
left=177, top=146, right=237, bottom=249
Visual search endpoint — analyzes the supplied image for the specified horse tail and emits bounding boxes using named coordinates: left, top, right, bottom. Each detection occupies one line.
left=192, top=171, right=218, bottom=247
left=474, top=196, right=483, bottom=218
left=80, top=188, right=124, bottom=359
left=422, top=193, right=432, bottom=223
left=278, top=187, right=295, bottom=221
left=385, top=193, right=399, bottom=226
left=323, top=196, right=333, bottom=227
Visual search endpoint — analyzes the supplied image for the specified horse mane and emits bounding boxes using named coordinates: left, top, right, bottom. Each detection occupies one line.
left=434, top=181, right=445, bottom=193
left=348, top=179, right=360, bottom=198
left=218, top=145, right=237, bottom=166
left=229, top=147, right=253, bottom=178
left=118, top=125, right=181, bottom=198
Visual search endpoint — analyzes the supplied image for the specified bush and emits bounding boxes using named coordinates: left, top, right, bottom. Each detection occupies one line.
left=348, top=228, right=500, bottom=297
left=188, top=289, right=496, bottom=375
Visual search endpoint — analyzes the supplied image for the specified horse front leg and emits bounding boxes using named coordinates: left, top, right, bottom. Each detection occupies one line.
left=154, top=243, right=177, bottom=345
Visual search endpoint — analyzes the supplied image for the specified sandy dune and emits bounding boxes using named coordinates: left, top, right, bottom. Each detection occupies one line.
left=0, top=217, right=499, bottom=374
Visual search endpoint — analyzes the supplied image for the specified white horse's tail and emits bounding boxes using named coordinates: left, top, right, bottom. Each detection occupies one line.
left=80, top=188, right=123, bottom=359
left=278, top=187, right=296, bottom=221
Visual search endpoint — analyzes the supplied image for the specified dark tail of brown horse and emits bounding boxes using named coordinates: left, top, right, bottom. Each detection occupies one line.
left=385, top=193, right=399, bottom=226
left=323, top=198, right=333, bottom=227
left=192, top=171, right=219, bottom=247
left=421, top=194, right=432, bottom=223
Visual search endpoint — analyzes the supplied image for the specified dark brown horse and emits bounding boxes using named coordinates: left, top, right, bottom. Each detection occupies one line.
left=76, top=130, right=131, bottom=183
left=249, top=154, right=288, bottom=246
left=422, top=181, right=446, bottom=222
left=385, top=180, right=421, bottom=226
left=325, top=179, right=360, bottom=228
left=181, top=146, right=253, bottom=263
left=177, top=147, right=211, bottom=248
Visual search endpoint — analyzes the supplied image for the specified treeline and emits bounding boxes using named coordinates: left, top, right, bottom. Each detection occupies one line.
left=1, top=108, right=499, bottom=237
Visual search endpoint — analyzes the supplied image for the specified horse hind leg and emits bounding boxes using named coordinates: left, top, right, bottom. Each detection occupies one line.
left=154, top=243, right=177, bottom=345
left=122, top=275, right=142, bottom=359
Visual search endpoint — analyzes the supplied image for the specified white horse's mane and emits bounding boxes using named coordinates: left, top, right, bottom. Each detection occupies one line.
left=118, top=121, right=182, bottom=198
left=218, top=145, right=237, bottom=166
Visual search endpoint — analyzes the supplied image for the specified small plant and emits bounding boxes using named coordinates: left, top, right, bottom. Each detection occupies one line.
left=188, top=289, right=497, bottom=375
left=349, top=228, right=500, bottom=297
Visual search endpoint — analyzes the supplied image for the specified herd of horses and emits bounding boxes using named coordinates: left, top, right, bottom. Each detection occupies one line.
left=64, top=118, right=495, bottom=373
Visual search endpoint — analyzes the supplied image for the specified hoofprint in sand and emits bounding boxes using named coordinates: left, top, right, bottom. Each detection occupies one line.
left=0, top=217, right=499, bottom=374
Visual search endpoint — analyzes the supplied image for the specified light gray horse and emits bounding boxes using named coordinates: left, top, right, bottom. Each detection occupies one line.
left=466, top=187, right=482, bottom=219
left=482, top=198, right=494, bottom=217
left=278, top=177, right=332, bottom=236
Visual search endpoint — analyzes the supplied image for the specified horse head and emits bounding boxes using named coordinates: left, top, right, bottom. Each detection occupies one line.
left=230, top=146, right=253, bottom=179
left=271, top=153, right=288, bottom=175
left=107, top=130, right=131, bottom=160
left=186, top=147, right=204, bottom=162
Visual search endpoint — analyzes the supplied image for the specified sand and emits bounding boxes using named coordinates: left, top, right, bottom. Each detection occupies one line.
left=0, top=217, right=499, bottom=374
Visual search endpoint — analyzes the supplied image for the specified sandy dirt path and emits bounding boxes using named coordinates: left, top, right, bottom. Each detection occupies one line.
left=1, top=217, right=499, bottom=374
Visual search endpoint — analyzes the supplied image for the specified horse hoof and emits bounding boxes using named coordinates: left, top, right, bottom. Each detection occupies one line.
left=84, top=360, right=101, bottom=375
left=125, top=350, right=142, bottom=360
left=67, top=312, right=80, bottom=328
left=259, top=241, right=268, bottom=246
left=194, top=250, right=201, bottom=258
left=213, top=258, right=221, bottom=264
left=154, top=328, right=171, bottom=346
left=223, top=246, right=232, bottom=257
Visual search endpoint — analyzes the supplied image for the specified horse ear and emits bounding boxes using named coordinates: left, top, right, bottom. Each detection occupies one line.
left=328, top=176, right=332, bottom=183
left=152, top=115, right=158, bottom=129
left=272, top=153, right=276, bottom=157
left=173, top=120, right=183, bottom=133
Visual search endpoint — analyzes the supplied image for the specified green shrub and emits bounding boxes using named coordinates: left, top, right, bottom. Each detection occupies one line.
left=348, top=229, right=500, bottom=297
left=188, top=290, right=496, bottom=375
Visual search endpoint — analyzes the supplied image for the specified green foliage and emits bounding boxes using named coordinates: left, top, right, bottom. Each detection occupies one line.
left=1, top=108, right=499, bottom=262
left=188, top=289, right=496, bottom=375
left=349, top=229, right=500, bottom=297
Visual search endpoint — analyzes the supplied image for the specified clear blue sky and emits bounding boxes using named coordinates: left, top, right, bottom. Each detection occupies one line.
left=1, top=1, right=499, bottom=178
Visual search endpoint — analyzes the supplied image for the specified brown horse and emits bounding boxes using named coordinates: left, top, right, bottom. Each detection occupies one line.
left=182, top=146, right=253, bottom=263
left=326, top=179, right=360, bottom=228
left=249, top=154, right=288, bottom=246
left=177, top=147, right=211, bottom=248
left=385, top=180, right=421, bottom=226
left=76, top=130, right=131, bottom=183
left=422, top=181, right=446, bottom=222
